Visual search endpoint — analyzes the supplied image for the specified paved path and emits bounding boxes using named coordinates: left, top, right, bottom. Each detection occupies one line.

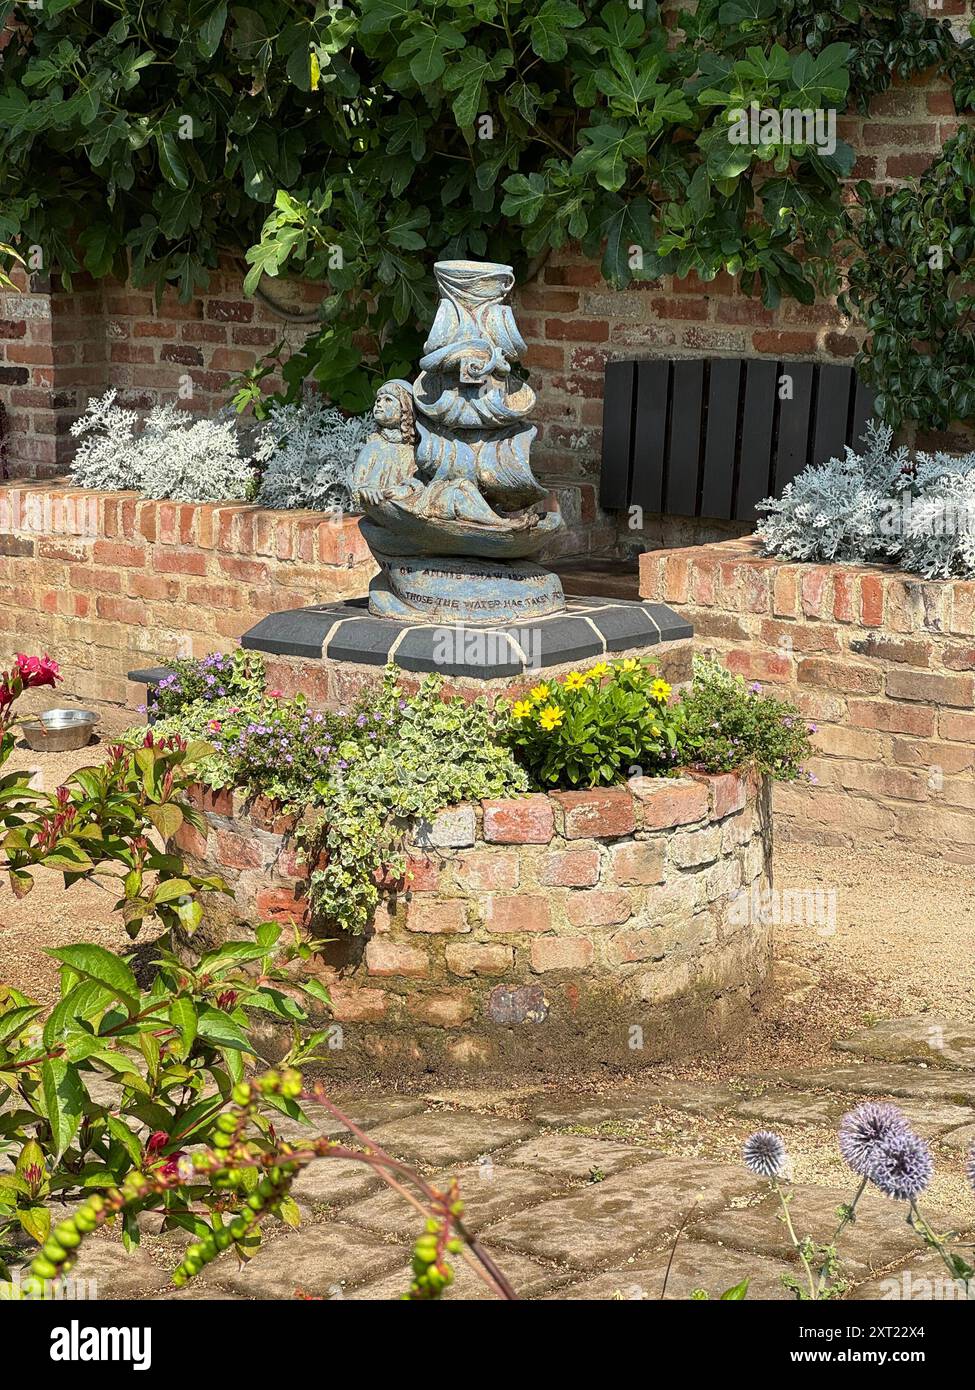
left=20, top=1017, right=975, bottom=1302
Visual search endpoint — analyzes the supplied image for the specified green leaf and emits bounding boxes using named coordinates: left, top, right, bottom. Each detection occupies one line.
left=106, top=1115, right=144, bottom=1166
left=198, top=1, right=228, bottom=59
left=196, top=1008, right=254, bottom=1051
left=146, top=803, right=184, bottom=839
left=169, top=996, right=198, bottom=1060
left=720, top=1278, right=750, bottom=1299
left=47, top=944, right=140, bottom=1016
left=18, top=1204, right=51, bottom=1246
left=40, top=1059, right=85, bottom=1160
left=527, top=0, right=585, bottom=62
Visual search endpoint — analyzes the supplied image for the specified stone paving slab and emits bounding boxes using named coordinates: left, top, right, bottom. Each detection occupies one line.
left=290, top=1156, right=386, bottom=1210
left=343, top=1163, right=564, bottom=1235
left=362, top=1112, right=535, bottom=1165
left=835, top=1017, right=975, bottom=1070
left=506, top=1132, right=656, bottom=1180
left=687, top=1185, right=962, bottom=1282
left=736, top=1089, right=973, bottom=1138
left=14, top=1236, right=171, bottom=1300
left=767, top=1065, right=975, bottom=1106
left=531, top=1083, right=739, bottom=1129
left=350, top=1248, right=566, bottom=1301
left=542, top=1245, right=797, bottom=1301
left=482, top=1159, right=763, bottom=1270
left=206, top=1223, right=407, bottom=1299
left=853, top=1253, right=974, bottom=1301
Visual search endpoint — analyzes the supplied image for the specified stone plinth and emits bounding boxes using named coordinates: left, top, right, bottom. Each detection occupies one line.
left=178, top=771, right=772, bottom=1075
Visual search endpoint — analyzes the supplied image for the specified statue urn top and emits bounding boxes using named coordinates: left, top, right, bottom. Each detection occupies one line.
left=351, top=259, right=566, bottom=625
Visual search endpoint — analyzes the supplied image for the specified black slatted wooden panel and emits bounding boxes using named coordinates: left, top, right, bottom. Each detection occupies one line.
left=598, top=356, right=878, bottom=522
left=630, top=359, right=670, bottom=514
left=735, top=360, right=778, bottom=522
left=664, top=359, right=705, bottom=517
left=599, top=359, right=636, bottom=510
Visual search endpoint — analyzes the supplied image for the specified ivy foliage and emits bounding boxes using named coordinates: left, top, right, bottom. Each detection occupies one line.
left=0, top=1, right=971, bottom=416
left=842, top=126, right=975, bottom=434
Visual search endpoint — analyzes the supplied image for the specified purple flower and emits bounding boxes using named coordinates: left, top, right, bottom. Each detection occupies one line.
left=748, top=681, right=762, bottom=695
left=839, top=1102, right=911, bottom=1177
left=743, top=1130, right=787, bottom=1179
left=869, top=1131, right=934, bottom=1202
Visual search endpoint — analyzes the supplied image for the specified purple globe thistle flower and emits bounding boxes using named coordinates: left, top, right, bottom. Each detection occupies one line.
left=869, top=1131, right=934, bottom=1201
left=743, top=1130, right=788, bottom=1179
left=839, top=1102, right=911, bottom=1177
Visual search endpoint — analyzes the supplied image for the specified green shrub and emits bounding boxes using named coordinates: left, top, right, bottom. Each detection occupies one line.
left=676, top=656, right=814, bottom=781
left=502, top=659, right=682, bottom=789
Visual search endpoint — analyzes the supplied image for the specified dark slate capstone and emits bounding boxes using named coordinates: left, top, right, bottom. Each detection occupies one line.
left=239, top=606, right=337, bottom=659
left=235, top=594, right=692, bottom=677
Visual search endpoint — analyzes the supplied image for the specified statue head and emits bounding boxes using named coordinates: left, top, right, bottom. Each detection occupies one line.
left=374, top=379, right=416, bottom=445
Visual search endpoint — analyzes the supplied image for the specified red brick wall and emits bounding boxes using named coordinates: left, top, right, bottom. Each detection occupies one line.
left=640, top=538, right=975, bottom=862
left=181, top=774, right=771, bottom=1073
left=0, top=483, right=374, bottom=705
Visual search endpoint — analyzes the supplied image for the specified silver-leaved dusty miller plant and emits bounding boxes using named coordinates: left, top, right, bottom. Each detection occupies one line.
left=69, top=389, right=370, bottom=511
left=70, top=390, right=255, bottom=504
left=253, top=396, right=371, bottom=513
left=757, top=420, right=975, bottom=580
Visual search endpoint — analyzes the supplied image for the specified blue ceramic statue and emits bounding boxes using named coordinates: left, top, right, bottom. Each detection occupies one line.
left=352, top=260, right=566, bottom=623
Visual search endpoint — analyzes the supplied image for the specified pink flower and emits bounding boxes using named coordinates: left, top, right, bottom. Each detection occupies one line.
left=268, top=689, right=283, bottom=699
left=207, top=720, right=222, bottom=733
left=146, top=1130, right=169, bottom=1156
left=14, top=653, right=61, bottom=689
left=0, top=683, right=12, bottom=710
left=216, top=989, right=238, bottom=1011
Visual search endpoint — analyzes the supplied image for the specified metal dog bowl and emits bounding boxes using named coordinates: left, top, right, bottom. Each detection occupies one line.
left=19, top=708, right=100, bottom=753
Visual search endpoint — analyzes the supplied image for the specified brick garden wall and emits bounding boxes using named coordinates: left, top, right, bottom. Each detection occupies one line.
left=0, top=482, right=374, bottom=705
left=640, top=538, right=975, bottom=862
left=179, top=772, right=771, bottom=1073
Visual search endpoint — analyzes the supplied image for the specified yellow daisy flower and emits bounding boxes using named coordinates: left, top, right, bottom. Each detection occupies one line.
left=529, top=683, right=550, bottom=703
left=512, top=700, right=532, bottom=720
left=587, top=661, right=610, bottom=681
left=538, top=704, right=564, bottom=730
left=651, top=678, right=672, bottom=702
left=563, top=671, right=587, bottom=691
left=620, top=658, right=639, bottom=672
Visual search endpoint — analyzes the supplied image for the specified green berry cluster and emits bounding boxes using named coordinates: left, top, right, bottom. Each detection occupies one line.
left=30, top=1194, right=109, bottom=1285
left=403, top=1219, right=462, bottom=1301
left=172, top=1161, right=297, bottom=1287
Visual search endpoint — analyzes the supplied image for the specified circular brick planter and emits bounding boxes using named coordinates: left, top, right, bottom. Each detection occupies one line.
left=178, top=771, right=772, bottom=1074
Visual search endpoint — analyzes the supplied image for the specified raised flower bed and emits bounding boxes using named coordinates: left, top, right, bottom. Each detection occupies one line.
left=177, top=770, right=771, bottom=1074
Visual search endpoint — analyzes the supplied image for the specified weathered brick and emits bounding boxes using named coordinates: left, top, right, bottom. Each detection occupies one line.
left=628, top=777, right=708, bottom=829
left=445, top=943, right=513, bottom=977
left=847, top=700, right=936, bottom=737
left=554, top=787, right=636, bottom=839
left=254, top=887, right=308, bottom=926
left=482, top=794, right=554, bottom=844
left=530, top=937, right=594, bottom=972
left=406, top=899, right=469, bottom=935
left=407, top=991, right=474, bottom=1027
left=537, top=848, right=601, bottom=887
left=365, top=940, right=429, bottom=977
left=328, top=985, right=388, bottom=1022
left=565, top=889, right=631, bottom=927
left=797, top=658, right=882, bottom=695
left=417, top=805, right=475, bottom=848
left=886, top=669, right=974, bottom=708
left=608, top=841, right=664, bottom=886
left=454, top=850, right=520, bottom=891
left=484, top=894, right=551, bottom=933
left=214, top=828, right=263, bottom=870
